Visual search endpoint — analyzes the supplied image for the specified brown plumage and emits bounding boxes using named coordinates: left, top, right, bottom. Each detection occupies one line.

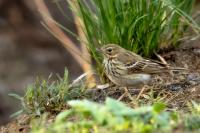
left=100, top=44, right=186, bottom=87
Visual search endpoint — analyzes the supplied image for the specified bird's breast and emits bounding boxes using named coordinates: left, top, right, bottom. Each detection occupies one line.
left=103, top=59, right=152, bottom=86
left=103, top=59, right=126, bottom=76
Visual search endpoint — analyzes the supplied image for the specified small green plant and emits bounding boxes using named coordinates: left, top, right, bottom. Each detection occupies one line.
left=31, top=98, right=178, bottom=133
left=184, top=101, right=200, bottom=131
left=9, top=70, right=87, bottom=117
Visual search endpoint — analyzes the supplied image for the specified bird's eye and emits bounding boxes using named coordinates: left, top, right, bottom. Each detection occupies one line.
left=107, top=48, right=112, bottom=52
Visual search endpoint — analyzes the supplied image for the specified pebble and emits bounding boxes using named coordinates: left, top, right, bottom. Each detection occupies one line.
left=193, top=49, right=200, bottom=56
left=187, top=73, right=200, bottom=85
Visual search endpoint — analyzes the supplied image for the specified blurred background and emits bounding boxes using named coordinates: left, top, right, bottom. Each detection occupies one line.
left=0, top=0, right=83, bottom=125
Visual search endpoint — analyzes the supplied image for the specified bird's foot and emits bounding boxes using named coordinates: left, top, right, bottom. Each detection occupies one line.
left=117, top=87, right=134, bottom=101
left=136, top=86, right=146, bottom=100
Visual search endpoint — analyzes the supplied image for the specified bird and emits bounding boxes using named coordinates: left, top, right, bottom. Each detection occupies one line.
left=99, top=43, right=187, bottom=100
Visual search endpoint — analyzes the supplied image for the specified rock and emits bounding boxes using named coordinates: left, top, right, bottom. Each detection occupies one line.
left=187, top=73, right=200, bottom=85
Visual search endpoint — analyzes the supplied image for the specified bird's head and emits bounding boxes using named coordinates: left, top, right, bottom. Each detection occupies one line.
left=100, top=44, right=122, bottom=59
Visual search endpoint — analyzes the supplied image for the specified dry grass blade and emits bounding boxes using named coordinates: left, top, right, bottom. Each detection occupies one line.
left=34, top=0, right=97, bottom=87
left=34, top=0, right=89, bottom=70
left=71, top=0, right=96, bottom=87
left=154, top=52, right=169, bottom=66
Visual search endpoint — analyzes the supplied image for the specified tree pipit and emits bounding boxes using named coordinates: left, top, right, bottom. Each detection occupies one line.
left=99, top=44, right=187, bottom=100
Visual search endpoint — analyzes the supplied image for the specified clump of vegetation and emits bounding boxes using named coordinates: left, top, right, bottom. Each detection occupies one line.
left=30, top=98, right=178, bottom=133
left=30, top=98, right=200, bottom=133
left=9, top=70, right=87, bottom=117
left=184, top=101, right=200, bottom=131
left=69, top=0, right=198, bottom=58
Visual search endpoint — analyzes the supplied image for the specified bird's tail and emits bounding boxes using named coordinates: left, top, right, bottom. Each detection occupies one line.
left=169, top=67, right=189, bottom=71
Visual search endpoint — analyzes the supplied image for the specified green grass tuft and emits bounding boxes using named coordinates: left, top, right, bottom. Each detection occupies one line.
left=9, top=69, right=87, bottom=117
left=70, top=0, right=198, bottom=56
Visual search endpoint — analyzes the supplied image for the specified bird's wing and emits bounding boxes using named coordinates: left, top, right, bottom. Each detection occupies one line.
left=136, top=59, right=169, bottom=73
left=117, top=52, right=168, bottom=74
left=116, top=51, right=143, bottom=64
left=127, top=60, right=169, bottom=74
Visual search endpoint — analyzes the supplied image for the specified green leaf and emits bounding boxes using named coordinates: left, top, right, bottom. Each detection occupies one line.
left=10, top=109, right=23, bottom=118
left=55, top=110, right=72, bottom=124
left=68, top=99, right=108, bottom=124
left=8, top=93, right=23, bottom=100
left=153, top=102, right=166, bottom=113
left=185, top=114, right=200, bottom=130
left=106, top=98, right=152, bottom=118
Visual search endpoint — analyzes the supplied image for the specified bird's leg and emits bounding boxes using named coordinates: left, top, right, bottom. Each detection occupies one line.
left=124, top=87, right=134, bottom=101
left=117, top=87, right=134, bottom=101
left=117, top=91, right=127, bottom=101
left=136, top=86, right=145, bottom=100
